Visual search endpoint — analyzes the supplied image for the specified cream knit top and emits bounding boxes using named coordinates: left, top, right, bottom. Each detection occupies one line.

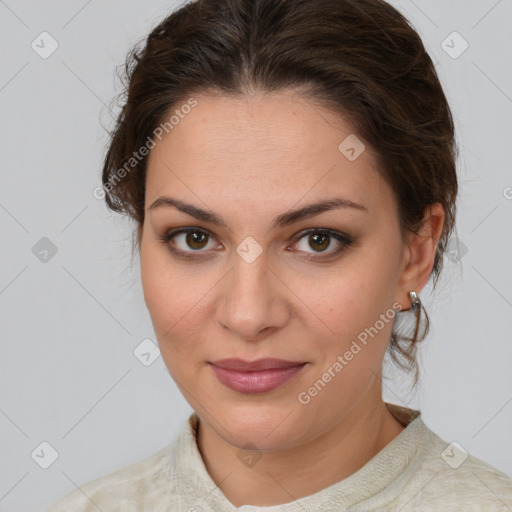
left=46, top=403, right=512, bottom=511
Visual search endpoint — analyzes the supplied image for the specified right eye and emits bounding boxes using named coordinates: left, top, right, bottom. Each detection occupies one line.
left=158, top=227, right=221, bottom=259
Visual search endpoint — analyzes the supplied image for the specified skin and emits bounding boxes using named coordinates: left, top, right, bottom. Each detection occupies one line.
left=140, top=89, right=444, bottom=507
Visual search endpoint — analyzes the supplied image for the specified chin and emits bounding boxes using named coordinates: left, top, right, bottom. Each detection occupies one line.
left=210, top=402, right=306, bottom=450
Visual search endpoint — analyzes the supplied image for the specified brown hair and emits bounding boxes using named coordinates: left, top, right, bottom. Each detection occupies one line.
left=101, top=0, right=458, bottom=386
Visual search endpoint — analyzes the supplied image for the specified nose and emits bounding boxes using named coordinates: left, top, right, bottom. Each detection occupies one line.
left=215, top=251, right=290, bottom=341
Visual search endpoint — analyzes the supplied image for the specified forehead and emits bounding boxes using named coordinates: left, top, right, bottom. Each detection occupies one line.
left=145, top=90, right=394, bottom=223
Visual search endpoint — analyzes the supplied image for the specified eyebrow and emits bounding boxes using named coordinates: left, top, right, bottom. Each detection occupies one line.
left=148, top=196, right=368, bottom=229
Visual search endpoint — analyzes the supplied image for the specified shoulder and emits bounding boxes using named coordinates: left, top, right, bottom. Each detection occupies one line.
left=408, top=422, right=512, bottom=510
left=45, top=444, right=174, bottom=512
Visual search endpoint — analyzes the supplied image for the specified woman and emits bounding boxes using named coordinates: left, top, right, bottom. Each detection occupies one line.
left=47, top=0, right=512, bottom=510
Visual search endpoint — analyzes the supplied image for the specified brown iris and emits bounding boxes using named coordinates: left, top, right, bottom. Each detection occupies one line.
left=186, top=231, right=208, bottom=250
left=308, top=233, right=330, bottom=252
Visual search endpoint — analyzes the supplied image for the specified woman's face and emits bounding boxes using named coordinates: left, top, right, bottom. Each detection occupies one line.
left=141, top=89, right=412, bottom=450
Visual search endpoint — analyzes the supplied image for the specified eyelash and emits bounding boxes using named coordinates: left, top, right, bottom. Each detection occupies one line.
left=158, top=227, right=353, bottom=261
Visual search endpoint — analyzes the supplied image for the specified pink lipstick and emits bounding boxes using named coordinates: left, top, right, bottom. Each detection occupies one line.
left=209, top=358, right=307, bottom=394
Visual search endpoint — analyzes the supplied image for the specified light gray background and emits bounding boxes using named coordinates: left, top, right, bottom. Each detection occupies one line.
left=1, top=1, right=511, bottom=511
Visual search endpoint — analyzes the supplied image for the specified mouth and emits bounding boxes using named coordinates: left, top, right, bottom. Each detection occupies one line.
left=208, top=358, right=308, bottom=394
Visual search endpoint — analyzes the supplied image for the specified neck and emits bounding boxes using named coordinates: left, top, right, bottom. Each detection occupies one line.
left=196, top=386, right=405, bottom=507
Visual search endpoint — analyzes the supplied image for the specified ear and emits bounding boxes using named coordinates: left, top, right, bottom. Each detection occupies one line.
left=395, top=203, right=445, bottom=310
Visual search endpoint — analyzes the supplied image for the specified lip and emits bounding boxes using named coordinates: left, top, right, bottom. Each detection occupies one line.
left=209, top=358, right=307, bottom=394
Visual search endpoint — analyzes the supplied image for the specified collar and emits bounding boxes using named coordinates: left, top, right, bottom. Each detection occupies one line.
left=170, top=402, right=426, bottom=511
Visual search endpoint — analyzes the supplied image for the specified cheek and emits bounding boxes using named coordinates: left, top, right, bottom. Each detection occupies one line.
left=140, top=240, right=185, bottom=340
left=140, top=240, right=213, bottom=362
left=295, top=274, right=395, bottom=420
left=292, top=252, right=398, bottom=395
left=140, top=243, right=168, bottom=324
left=292, top=264, right=392, bottom=344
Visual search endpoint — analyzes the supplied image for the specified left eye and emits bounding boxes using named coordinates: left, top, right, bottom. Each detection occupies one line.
left=291, top=229, right=352, bottom=256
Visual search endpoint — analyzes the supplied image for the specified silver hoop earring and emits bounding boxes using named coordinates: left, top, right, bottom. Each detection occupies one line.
left=409, top=290, right=421, bottom=311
